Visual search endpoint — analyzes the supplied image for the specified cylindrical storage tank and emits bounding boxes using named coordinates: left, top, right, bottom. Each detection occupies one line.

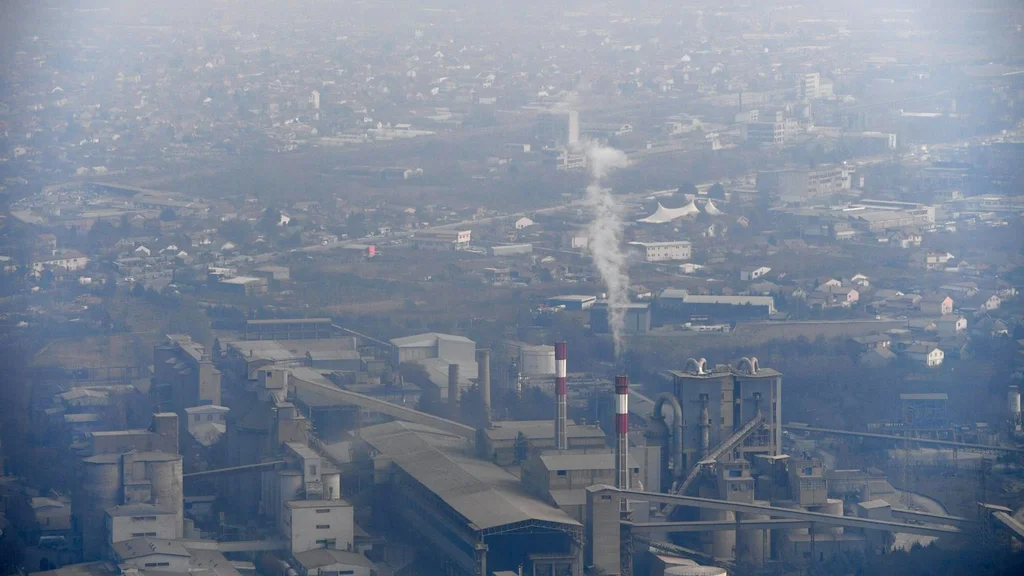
left=699, top=508, right=735, bottom=560
left=278, top=469, right=303, bottom=512
left=776, top=502, right=809, bottom=535
left=145, top=454, right=184, bottom=538
left=519, top=345, right=556, bottom=376
left=665, top=566, right=728, bottom=576
left=809, top=498, right=844, bottom=536
left=736, top=501, right=771, bottom=567
left=323, top=472, right=341, bottom=500
left=78, top=455, right=121, bottom=561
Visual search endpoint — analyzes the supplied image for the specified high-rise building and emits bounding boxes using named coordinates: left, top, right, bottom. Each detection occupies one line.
left=537, top=110, right=580, bottom=147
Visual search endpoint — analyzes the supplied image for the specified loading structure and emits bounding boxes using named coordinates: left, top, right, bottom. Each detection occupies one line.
left=586, top=486, right=966, bottom=575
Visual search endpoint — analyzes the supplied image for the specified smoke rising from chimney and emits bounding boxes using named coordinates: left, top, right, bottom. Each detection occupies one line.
left=584, top=143, right=630, bottom=359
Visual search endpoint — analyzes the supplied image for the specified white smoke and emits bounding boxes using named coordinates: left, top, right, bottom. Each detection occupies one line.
left=584, top=143, right=630, bottom=359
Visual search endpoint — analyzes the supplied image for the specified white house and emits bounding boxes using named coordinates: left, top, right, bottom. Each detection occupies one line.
left=982, top=294, right=1001, bottom=311
left=135, top=245, right=151, bottom=257
left=740, top=266, right=771, bottom=281
left=904, top=344, right=944, bottom=367
left=936, top=315, right=967, bottom=338
left=514, top=216, right=535, bottom=230
left=850, top=274, right=870, bottom=287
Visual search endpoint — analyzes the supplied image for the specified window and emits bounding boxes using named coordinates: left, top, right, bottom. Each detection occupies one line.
left=340, top=572, right=354, bottom=575
left=144, top=563, right=170, bottom=568
left=803, top=467, right=813, bottom=476
left=193, top=415, right=201, bottom=423
left=207, top=414, right=214, bottom=422
left=316, top=525, right=331, bottom=529
left=315, top=509, right=331, bottom=514
left=132, top=532, right=157, bottom=537
left=310, top=465, right=318, bottom=476
left=729, top=469, right=742, bottom=478
left=131, top=516, right=157, bottom=522
left=556, top=470, right=566, bottom=477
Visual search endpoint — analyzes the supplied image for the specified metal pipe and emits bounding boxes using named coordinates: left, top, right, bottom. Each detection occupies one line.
left=699, top=395, right=711, bottom=459
left=555, top=342, right=568, bottom=450
left=477, top=349, right=491, bottom=427
left=653, top=393, right=685, bottom=480
left=448, top=363, right=459, bottom=419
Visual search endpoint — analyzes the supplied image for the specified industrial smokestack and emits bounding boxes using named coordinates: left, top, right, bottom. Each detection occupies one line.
left=555, top=342, right=568, bottom=450
left=477, top=349, right=491, bottom=427
left=615, top=375, right=630, bottom=512
left=448, top=363, right=460, bottom=419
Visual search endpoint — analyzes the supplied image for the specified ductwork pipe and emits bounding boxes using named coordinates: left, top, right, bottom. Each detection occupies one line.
left=653, top=393, right=685, bottom=480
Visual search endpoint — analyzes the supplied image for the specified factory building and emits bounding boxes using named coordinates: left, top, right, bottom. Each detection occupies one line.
left=667, top=358, right=782, bottom=473
left=73, top=413, right=185, bottom=561
left=390, top=332, right=478, bottom=401
left=590, top=302, right=651, bottom=334
left=522, top=449, right=641, bottom=522
left=152, top=335, right=221, bottom=413
left=478, top=420, right=607, bottom=466
left=357, top=421, right=583, bottom=576
left=666, top=294, right=776, bottom=321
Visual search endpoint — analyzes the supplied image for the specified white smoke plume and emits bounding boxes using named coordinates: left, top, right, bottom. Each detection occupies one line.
left=584, top=143, right=630, bottom=359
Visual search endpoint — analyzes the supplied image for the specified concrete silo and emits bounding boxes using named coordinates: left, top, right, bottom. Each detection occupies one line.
left=76, top=454, right=121, bottom=561
left=142, top=452, right=184, bottom=539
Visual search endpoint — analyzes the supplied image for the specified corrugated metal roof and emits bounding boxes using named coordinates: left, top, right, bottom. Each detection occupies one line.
left=390, top=332, right=475, bottom=347
left=361, top=422, right=579, bottom=531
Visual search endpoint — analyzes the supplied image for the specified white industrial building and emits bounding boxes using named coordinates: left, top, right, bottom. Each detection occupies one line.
left=283, top=500, right=354, bottom=553
left=628, top=241, right=692, bottom=262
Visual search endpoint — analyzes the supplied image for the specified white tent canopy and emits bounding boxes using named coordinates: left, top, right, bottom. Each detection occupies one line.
left=703, top=199, right=725, bottom=216
left=638, top=201, right=700, bottom=224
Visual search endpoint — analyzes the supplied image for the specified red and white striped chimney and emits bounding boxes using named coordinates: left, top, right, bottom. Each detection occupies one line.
left=554, top=342, right=568, bottom=450
left=615, top=375, right=630, bottom=497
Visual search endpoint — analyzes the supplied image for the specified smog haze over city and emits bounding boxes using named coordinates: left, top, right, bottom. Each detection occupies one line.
left=1, top=1, right=1023, bottom=575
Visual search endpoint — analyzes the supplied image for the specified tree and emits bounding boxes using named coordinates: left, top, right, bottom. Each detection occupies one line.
left=677, top=181, right=698, bottom=196
left=708, top=182, right=726, bottom=200
left=159, top=207, right=178, bottom=221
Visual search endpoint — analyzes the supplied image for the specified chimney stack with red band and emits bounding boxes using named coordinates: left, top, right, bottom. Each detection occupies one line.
left=554, top=342, right=568, bottom=450
left=615, top=375, right=630, bottom=497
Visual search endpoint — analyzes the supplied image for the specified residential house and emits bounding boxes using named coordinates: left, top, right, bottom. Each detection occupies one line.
left=740, top=266, right=771, bottom=281
left=939, top=282, right=979, bottom=297
left=889, top=231, right=922, bottom=249
left=860, top=347, right=896, bottom=367
left=850, top=274, right=870, bottom=287
left=850, top=334, right=892, bottom=352
left=514, top=216, right=536, bottom=230
left=919, top=295, right=953, bottom=316
left=913, top=251, right=953, bottom=271
left=981, top=294, right=1001, bottom=311
left=936, top=315, right=967, bottom=338
left=816, top=285, right=859, bottom=305
left=903, top=344, right=944, bottom=367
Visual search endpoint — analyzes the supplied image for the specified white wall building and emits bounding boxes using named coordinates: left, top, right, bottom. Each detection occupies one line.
left=33, top=250, right=89, bottom=272
left=628, top=241, right=692, bottom=262
left=283, top=499, right=354, bottom=553
left=106, top=505, right=179, bottom=549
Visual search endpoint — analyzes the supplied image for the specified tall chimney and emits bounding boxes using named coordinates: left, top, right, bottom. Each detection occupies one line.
left=477, top=349, right=491, bottom=426
left=615, top=375, right=630, bottom=509
left=448, top=363, right=460, bottom=419
left=555, top=342, right=568, bottom=450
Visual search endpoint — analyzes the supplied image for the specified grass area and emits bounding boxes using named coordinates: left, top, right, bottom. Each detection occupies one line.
left=31, top=333, right=141, bottom=368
